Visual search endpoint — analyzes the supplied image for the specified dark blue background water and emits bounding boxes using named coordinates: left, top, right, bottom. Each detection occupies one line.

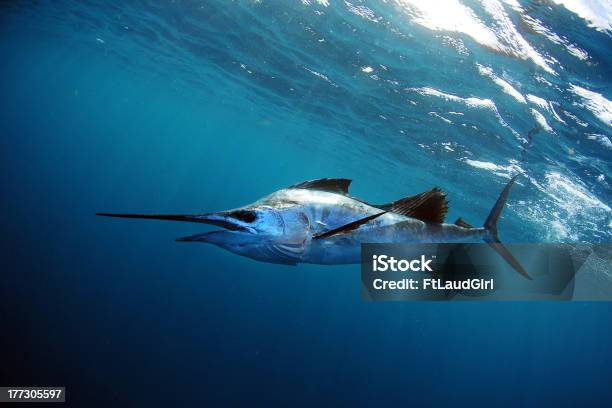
left=1, top=1, right=611, bottom=406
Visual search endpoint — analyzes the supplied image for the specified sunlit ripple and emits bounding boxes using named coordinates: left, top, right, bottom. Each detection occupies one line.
left=551, top=0, right=612, bottom=32
left=569, top=84, right=612, bottom=128
left=394, top=0, right=555, bottom=73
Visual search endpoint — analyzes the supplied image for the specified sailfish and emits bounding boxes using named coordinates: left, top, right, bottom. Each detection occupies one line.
left=97, top=176, right=530, bottom=279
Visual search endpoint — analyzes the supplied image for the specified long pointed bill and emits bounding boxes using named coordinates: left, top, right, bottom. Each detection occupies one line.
left=95, top=212, right=245, bottom=231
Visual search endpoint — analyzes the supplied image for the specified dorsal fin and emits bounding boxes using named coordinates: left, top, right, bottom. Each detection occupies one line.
left=375, top=188, right=448, bottom=224
left=287, top=178, right=352, bottom=195
left=454, top=217, right=474, bottom=228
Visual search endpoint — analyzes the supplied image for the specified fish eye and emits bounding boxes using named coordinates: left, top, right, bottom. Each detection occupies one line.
left=232, top=210, right=257, bottom=223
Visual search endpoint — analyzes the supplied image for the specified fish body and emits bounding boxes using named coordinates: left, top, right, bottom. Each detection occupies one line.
left=98, top=176, right=530, bottom=278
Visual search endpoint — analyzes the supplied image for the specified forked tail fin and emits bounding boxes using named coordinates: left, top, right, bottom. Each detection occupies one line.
left=483, top=176, right=532, bottom=280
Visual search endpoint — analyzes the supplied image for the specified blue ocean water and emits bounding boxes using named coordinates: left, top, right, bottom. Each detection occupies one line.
left=1, top=0, right=611, bottom=406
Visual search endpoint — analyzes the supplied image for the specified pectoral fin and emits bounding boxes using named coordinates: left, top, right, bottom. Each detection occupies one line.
left=312, top=211, right=387, bottom=240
